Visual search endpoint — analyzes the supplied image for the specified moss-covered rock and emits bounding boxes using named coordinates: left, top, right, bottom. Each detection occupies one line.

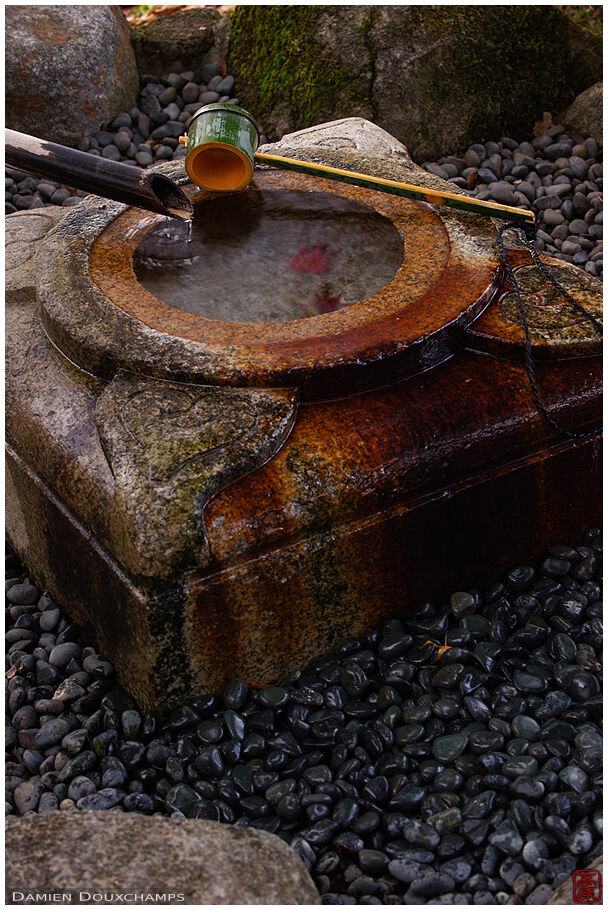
left=227, top=5, right=602, bottom=161
left=228, top=5, right=374, bottom=138
left=130, top=7, right=231, bottom=76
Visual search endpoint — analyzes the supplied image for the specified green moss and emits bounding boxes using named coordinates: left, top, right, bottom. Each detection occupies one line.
left=228, top=6, right=370, bottom=137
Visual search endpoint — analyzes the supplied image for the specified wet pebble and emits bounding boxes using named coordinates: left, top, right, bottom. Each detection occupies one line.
left=4, top=529, right=602, bottom=902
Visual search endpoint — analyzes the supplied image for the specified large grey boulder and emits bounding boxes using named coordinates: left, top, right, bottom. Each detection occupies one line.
left=5, top=812, right=320, bottom=904
left=564, top=82, right=603, bottom=147
left=228, top=6, right=603, bottom=161
left=5, top=6, right=139, bottom=147
left=130, top=7, right=231, bottom=76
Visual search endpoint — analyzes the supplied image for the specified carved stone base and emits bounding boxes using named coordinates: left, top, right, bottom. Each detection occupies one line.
left=5, top=121, right=602, bottom=714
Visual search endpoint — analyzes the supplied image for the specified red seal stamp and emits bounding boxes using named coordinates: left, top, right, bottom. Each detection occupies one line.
left=573, top=869, right=602, bottom=903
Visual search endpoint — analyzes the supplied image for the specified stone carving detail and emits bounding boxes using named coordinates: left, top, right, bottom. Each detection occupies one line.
left=499, top=264, right=602, bottom=346
left=95, top=373, right=296, bottom=580
left=6, top=209, right=65, bottom=302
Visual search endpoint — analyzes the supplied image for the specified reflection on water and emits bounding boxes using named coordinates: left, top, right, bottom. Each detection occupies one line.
left=133, top=187, right=403, bottom=323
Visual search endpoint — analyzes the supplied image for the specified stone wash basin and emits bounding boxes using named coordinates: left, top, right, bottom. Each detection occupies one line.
left=6, top=119, right=602, bottom=713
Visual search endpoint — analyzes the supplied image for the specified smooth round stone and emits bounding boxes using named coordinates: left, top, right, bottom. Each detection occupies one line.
left=502, top=756, right=538, bottom=779
left=432, top=664, right=464, bottom=689
left=439, top=859, right=471, bottom=885
left=404, top=819, right=441, bottom=850
left=377, top=685, right=400, bottom=711
left=578, top=748, right=602, bottom=775
left=222, top=678, right=248, bottom=709
left=460, top=616, right=490, bottom=637
left=388, top=859, right=432, bottom=884
left=197, top=719, right=223, bottom=743
left=537, top=690, right=572, bottom=720
left=340, top=663, right=369, bottom=696
left=499, top=855, right=527, bottom=889
left=464, top=696, right=491, bottom=722
left=433, top=733, right=468, bottom=763
left=490, top=183, right=516, bottom=205
left=489, top=820, right=523, bottom=855
left=13, top=780, right=42, bottom=814
left=460, top=817, right=489, bottom=847
left=223, top=709, right=245, bottom=741
left=34, top=716, right=74, bottom=749
left=7, top=583, right=40, bottom=605
left=333, top=798, right=359, bottom=828
left=195, top=745, right=223, bottom=776
left=512, top=670, right=547, bottom=694
left=506, top=737, right=530, bottom=757
left=101, top=144, right=121, bottom=161
left=48, top=643, right=80, bottom=668
left=433, top=770, right=463, bottom=793
left=451, top=592, right=476, bottom=617
left=257, top=686, right=289, bottom=708
left=411, top=872, right=456, bottom=896
left=509, top=777, right=545, bottom=799
left=463, top=790, right=496, bottom=819
left=67, top=775, right=96, bottom=802
left=395, top=724, right=425, bottom=744
left=511, top=715, right=540, bottom=741
left=378, top=630, right=412, bottom=659
left=553, top=633, right=577, bottom=662
left=76, top=787, right=125, bottom=811
left=575, top=728, right=603, bottom=750
left=53, top=679, right=85, bottom=702
left=542, top=556, right=571, bottom=577
left=506, top=566, right=535, bottom=592
left=39, top=609, right=60, bottom=632
left=509, top=802, right=534, bottom=837
left=569, top=670, right=600, bottom=701
left=240, top=795, right=272, bottom=818
left=358, top=849, right=388, bottom=876
left=432, top=698, right=460, bottom=720
left=567, top=823, right=594, bottom=854
left=401, top=701, right=431, bottom=724
left=468, top=731, right=504, bottom=753
left=435, top=834, right=466, bottom=863
left=424, top=804, right=462, bottom=836
left=383, top=706, right=402, bottom=730
left=559, top=764, right=589, bottom=793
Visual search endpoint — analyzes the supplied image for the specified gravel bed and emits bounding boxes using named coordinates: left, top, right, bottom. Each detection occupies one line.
left=5, top=67, right=603, bottom=281
left=422, top=133, right=603, bottom=280
left=6, top=531, right=602, bottom=904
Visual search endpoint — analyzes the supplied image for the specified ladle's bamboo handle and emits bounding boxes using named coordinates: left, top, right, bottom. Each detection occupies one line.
left=255, top=152, right=535, bottom=227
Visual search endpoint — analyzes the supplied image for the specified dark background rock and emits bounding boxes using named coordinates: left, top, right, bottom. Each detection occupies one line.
left=130, top=8, right=231, bottom=76
left=5, top=6, right=139, bottom=147
left=228, top=5, right=603, bottom=161
left=564, top=82, right=603, bottom=147
left=5, top=812, right=320, bottom=904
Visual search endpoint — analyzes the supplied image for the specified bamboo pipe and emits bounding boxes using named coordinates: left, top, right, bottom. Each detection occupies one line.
left=6, top=130, right=193, bottom=220
left=255, top=153, right=536, bottom=229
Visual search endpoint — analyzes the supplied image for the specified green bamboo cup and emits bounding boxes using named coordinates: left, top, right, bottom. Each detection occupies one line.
left=183, top=103, right=260, bottom=192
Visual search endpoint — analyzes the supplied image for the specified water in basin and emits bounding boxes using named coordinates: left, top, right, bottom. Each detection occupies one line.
left=133, top=187, right=403, bottom=323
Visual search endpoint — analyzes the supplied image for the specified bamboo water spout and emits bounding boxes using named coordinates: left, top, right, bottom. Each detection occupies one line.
left=5, top=129, right=193, bottom=220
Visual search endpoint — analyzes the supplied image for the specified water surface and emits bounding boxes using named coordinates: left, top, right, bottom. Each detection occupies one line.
left=133, top=187, right=403, bottom=323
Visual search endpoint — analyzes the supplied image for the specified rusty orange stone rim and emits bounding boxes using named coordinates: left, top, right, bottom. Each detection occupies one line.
left=88, top=170, right=499, bottom=391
